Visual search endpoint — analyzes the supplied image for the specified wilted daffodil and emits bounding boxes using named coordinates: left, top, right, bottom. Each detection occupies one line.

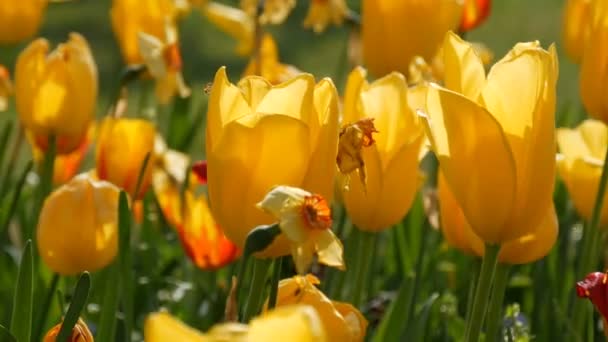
left=111, top=0, right=179, bottom=65
left=37, top=173, right=119, bottom=275
left=423, top=31, right=558, bottom=244
left=0, top=0, right=47, bottom=45
left=242, top=33, right=302, bottom=84
left=563, top=0, right=592, bottom=64
left=15, top=33, right=97, bottom=154
left=557, top=119, right=608, bottom=226
left=438, top=171, right=558, bottom=264
left=0, top=65, right=12, bottom=112
left=96, top=117, right=156, bottom=199
left=206, top=67, right=340, bottom=256
left=138, top=20, right=190, bottom=104
left=43, top=318, right=94, bottom=342
left=271, top=275, right=368, bottom=342
left=459, top=0, right=491, bottom=32
left=145, top=305, right=328, bottom=341
left=203, top=2, right=254, bottom=56
left=580, top=0, right=608, bottom=123
left=241, top=0, right=295, bottom=25
left=340, top=67, right=425, bottom=232
left=362, top=0, right=462, bottom=77
left=303, top=0, right=350, bottom=34
left=257, top=186, right=344, bottom=274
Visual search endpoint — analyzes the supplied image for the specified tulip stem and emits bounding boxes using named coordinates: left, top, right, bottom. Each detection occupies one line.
left=32, top=273, right=60, bottom=342
left=351, top=229, right=377, bottom=307
left=32, top=135, right=56, bottom=241
left=242, top=258, right=271, bottom=322
left=268, top=257, right=283, bottom=309
left=485, top=264, right=511, bottom=342
left=465, top=244, right=500, bottom=342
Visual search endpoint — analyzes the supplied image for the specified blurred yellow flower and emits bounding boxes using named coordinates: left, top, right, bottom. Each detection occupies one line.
left=0, top=0, right=47, bottom=45
left=111, top=0, right=178, bottom=65
left=145, top=305, right=327, bottom=341
left=557, top=119, right=608, bottom=226
left=303, top=0, right=350, bottom=34
left=96, top=117, right=156, bottom=199
left=43, top=318, right=94, bottom=342
left=580, top=0, right=608, bottom=122
left=459, top=0, right=491, bottom=32
left=362, top=0, right=462, bottom=77
left=423, top=31, right=558, bottom=244
left=257, top=185, right=344, bottom=274
left=341, top=67, right=425, bottom=232
left=15, top=33, right=97, bottom=154
left=242, top=33, right=302, bottom=84
left=138, top=20, right=190, bottom=104
left=562, top=0, right=592, bottom=64
left=0, top=65, right=12, bottom=112
left=37, top=173, right=119, bottom=275
left=203, top=2, right=254, bottom=56
left=438, top=171, right=558, bottom=264
left=206, top=67, right=339, bottom=256
left=241, top=0, right=295, bottom=25
left=271, top=274, right=368, bottom=342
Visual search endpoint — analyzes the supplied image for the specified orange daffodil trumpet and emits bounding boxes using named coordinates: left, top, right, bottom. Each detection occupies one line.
left=257, top=185, right=344, bottom=274
left=15, top=33, right=97, bottom=154
left=562, top=0, right=592, bottom=64
left=206, top=67, right=339, bottom=256
left=303, top=0, right=350, bottom=34
left=138, top=19, right=190, bottom=104
left=43, top=318, right=94, bottom=342
left=557, top=119, right=608, bottom=226
left=0, top=0, right=48, bottom=45
left=340, top=67, right=425, bottom=232
left=423, top=31, right=558, bottom=245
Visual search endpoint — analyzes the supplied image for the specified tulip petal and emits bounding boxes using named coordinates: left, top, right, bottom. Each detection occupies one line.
left=577, top=119, right=608, bottom=160
left=249, top=305, right=327, bottom=342
left=144, top=312, right=206, bottom=342
left=423, top=84, right=516, bottom=244
left=332, top=302, right=368, bottom=342
left=343, top=67, right=367, bottom=124
left=442, top=31, right=485, bottom=100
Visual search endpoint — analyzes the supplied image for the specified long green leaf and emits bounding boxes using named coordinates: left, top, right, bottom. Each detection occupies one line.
left=10, top=240, right=33, bottom=342
left=56, top=272, right=91, bottom=341
left=0, top=161, right=33, bottom=238
left=372, top=273, right=415, bottom=342
left=96, top=263, right=120, bottom=341
left=0, top=324, right=16, bottom=342
left=118, top=191, right=133, bottom=341
left=411, top=293, right=441, bottom=341
left=0, top=121, right=13, bottom=172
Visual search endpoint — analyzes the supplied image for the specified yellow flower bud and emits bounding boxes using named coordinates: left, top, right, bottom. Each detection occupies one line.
left=15, top=33, right=97, bottom=154
left=0, top=0, right=47, bottom=45
left=362, top=0, right=462, bottom=77
left=206, top=67, right=339, bottom=256
left=37, top=173, right=120, bottom=275
left=96, top=117, right=156, bottom=199
left=562, top=0, right=592, bottom=64
left=423, top=32, right=558, bottom=244
left=110, top=0, right=178, bottom=65
left=43, top=318, right=94, bottom=342
left=242, top=34, right=302, bottom=84
left=341, top=67, right=425, bottom=232
left=557, top=119, right=608, bottom=226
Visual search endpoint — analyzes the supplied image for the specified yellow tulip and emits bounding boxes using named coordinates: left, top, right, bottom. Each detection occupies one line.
left=423, top=31, right=558, bottom=244
left=206, top=67, right=339, bottom=256
left=580, top=0, right=608, bottom=122
left=43, top=318, right=94, bottom=342
left=271, top=274, right=368, bottom=342
left=37, top=173, right=119, bottom=275
left=15, top=33, right=97, bottom=154
left=110, top=0, right=178, bottom=65
left=96, top=117, right=156, bottom=199
left=0, top=65, right=12, bottom=112
left=145, top=305, right=327, bottom=341
left=242, top=33, right=302, bottom=84
left=303, top=0, right=350, bottom=34
left=557, top=119, right=608, bottom=226
left=340, top=67, right=425, bottom=232
left=438, top=171, right=558, bottom=264
left=0, top=0, right=47, bottom=45
left=563, top=0, right=592, bottom=64
left=203, top=2, right=254, bottom=56
left=362, top=0, right=462, bottom=77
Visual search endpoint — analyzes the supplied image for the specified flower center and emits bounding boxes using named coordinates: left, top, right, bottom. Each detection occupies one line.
left=301, top=195, right=332, bottom=230
left=163, top=43, right=183, bottom=72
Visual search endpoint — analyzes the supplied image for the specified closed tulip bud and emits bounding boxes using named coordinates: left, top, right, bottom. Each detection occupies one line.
left=111, top=0, right=178, bottom=65
left=563, top=0, right=592, bottom=64
left=459, top=0, right=491, bottom=32
left=0, top=0, right=47, bottom=45
left=15, top=33, right=97, bottom=154
left=37, top=173, right=120, bottom=275
left=206, top=67, right=339, bottom=256
left=96, top=117, right=156, bottom=199
left=43, top=318, right=94, bottom=342
left=362, top=0, right=462, bottom=77
left=557, top=119, right=608, bottom=226
left=340, top=67, right=425, bottom=232
left=423, top=32, right=558, bottom=244
left=580, top=0, right=608, bottom=122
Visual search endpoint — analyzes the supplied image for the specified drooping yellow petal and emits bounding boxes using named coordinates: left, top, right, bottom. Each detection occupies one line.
left=204, top=2, right=254, bottom=56
left=441, top=31, right=485, bottom=100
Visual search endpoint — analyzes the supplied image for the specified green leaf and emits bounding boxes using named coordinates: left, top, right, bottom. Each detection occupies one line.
left=411, top=293, right=440, bottom=341
left=56, top=272, right=91, bottom=341
left=10, top=240, right=33, bottom=342
left=96, top=263, right=120, bottom=341
left=133, top=153, right=151, bottom=200
left=118, top=191, right=133, bottom=341
left=0, top=161, right=33, bottom=238
left=0, top=324, right=16, bottom=342
left=372, top=273, right=415, bottom=342
left=0, top=121, right=13, bottom=174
